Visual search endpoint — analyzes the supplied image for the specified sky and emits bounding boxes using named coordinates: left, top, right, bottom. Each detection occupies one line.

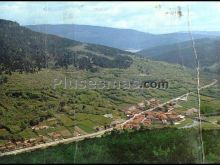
left=0, top=1, right=220, bottom=34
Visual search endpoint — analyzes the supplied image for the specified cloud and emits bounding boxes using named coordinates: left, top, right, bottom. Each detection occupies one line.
left=0, top=2, right=219, bottom=33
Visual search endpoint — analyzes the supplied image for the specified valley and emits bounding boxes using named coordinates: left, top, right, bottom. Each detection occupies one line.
left=0, top=3, right=220, bottom=163
left=0, top=78, right=218, bottom=157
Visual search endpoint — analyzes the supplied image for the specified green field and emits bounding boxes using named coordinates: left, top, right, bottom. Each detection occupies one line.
left=54, top=114, right=74, bottom=127
left=0, top=56, right=205, bottom=140
left=1, top=55, right=218, bottom=144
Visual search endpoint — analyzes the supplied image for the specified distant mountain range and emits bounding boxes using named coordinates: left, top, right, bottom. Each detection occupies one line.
left=26, top=24, right=219, bottom=51
left=0, top=19, right=133, bottom=73
left=138, top=38, right=220, bottom=74
left=181, top=31, right=220, bottom=36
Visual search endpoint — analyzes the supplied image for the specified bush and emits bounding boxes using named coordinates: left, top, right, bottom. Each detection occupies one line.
left=0, top=75, right=7, bottom=84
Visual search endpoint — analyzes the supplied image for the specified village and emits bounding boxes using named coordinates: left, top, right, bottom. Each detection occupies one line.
left=0, top=135, right=49, bottom=153
left=0, top=127, right=73, bottom=153
left=0, top=97, right=198, bottom=154
left=118, top=98, right=197, bottom=130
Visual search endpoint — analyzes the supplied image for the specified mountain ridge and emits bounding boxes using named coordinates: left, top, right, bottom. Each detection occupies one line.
left=26, top=24, right=214, bottom=51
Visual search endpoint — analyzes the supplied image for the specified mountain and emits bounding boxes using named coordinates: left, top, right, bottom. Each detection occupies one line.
left=25, top=24, right=212, bottom=51
left=0, top=19, right=133, bottom=73
left=181, top=31, right=220, bottom=36
left=138, top=38, right=220, bottom=74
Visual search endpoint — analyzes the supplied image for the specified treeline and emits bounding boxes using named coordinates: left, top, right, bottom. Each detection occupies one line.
left=1, top=128, right=220, bottom=163
left=56, top=50, right=133, bottom=70
left=0, top=19, right=133, bottom=74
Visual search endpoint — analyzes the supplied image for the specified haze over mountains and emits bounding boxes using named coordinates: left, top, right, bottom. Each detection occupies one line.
left=182, top=31, right=220, bottom=36
left=26, top=24, right=218, bottom=51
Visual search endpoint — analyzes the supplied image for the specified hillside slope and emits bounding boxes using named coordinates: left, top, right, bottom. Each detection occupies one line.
left=138, top=38, right=220, bottom=74
left=0, top=19, right=133, bottom=73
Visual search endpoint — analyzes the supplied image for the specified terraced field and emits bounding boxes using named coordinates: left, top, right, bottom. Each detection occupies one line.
left=0, top=56, right=211, bottom=146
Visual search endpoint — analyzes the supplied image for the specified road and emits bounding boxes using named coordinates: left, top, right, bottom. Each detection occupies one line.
left=120, top=93, right=191, bottom=127
left=199, top=79, right=217, bottom=90
left=0, top=79, right=217, bottom=157
left=178, top=79, right=218, bottom=129
left=120, top=79, right=218, bottom=127
left=180, top=120, right=199, bottom=129
left=0, top=128, right=113, bottom=157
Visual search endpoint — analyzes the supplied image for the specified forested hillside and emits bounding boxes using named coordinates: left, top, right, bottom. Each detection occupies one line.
left=138, top=38, right=220, bottom=74
left=0, top=19, right=133, bottom=73
left=1, top=128, right=220, bottom=163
